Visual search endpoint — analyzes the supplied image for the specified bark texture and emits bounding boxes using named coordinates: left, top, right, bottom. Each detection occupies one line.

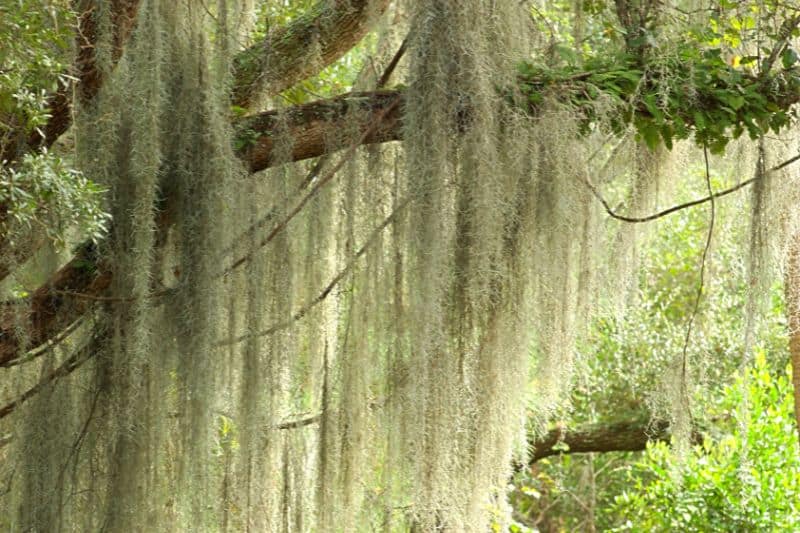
left=785, top=231, right=800, bottom=444
left=231, top=0, right=391, bottom=108
left=529, top=417, right=702, bottom=464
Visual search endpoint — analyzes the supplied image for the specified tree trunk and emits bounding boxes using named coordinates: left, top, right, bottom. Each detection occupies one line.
left=784, top=231, right=800, bottom=445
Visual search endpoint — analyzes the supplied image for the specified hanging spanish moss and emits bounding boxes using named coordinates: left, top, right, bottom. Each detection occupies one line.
left=3, top=1, right=800, bottom=532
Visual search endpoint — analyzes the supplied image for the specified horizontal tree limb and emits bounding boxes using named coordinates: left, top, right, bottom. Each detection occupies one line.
left=5, top=63, right=800, bottom=365
left=238, top=89, right=403, bottom=171
left=528, top=417, right=703, bottom=465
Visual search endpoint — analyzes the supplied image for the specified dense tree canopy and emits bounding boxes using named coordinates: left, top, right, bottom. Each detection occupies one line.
left=1, top=1, right=800, bottom=531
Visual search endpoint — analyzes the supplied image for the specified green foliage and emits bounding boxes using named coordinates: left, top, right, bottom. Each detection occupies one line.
left=0, top=1, right=73, bottom=140
left=517, top=43, right=800, bottom=153
left=0, top=151, right=109, bottom=245
left=609, top=355, right=800, bottom=532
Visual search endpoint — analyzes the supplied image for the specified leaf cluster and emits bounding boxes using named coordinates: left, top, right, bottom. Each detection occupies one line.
left=0, top=152, right=110, bottom=246
left=0, top=1, right=74, bottom=141
left=517, top=42, right=800, bottom=153
left=609, top=354, right=800, bottom=532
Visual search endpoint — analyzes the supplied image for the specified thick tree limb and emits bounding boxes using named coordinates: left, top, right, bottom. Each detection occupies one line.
left=238, top=89, right=402, bottom=171
left=528, top=417, right=702, bottom=464
left=231, top=0, right=390, bottom=108
left=0, top=243, right=110, bottom=367
left=0, top=92, right=403, bottom=367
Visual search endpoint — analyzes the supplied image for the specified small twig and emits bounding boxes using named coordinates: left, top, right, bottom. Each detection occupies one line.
left=219, top=197, right=411, bottom=345
left=0, top=339, right=97, bottom=419
left=587, top=152, right=800, bottom=224
left=50, top=289, right=137, bottom=302
left=760, top=15, right=800, bottom=77
left=2, top=317, right=85, bottom=368
left=277, top=414, right=321, bottom=430
left=376, top=37, right=407, bottom=89
left=679, top=145, right=715, bottom=419
left=772, top=151, right=800, bottom=172
left=586, top=175, right=751, bottom=223
left=55, top=384, right=102, bottom=501
left=50, top=286, right=175, bottom=303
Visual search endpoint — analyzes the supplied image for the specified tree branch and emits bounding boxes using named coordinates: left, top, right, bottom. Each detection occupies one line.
left=586, top=152, right=800, bottom=224
left=528, top=417, right=702, bottom=464
left=0, top=243, right=110, bottom=367
left=0, top=334, right=98, bottom=419
left=0, top=91, right=403, bottom=367
left=237, top=89, right=403, bottom=171
left=760, top=14, right=800, bottom=77
left=231, top=0, right=390, bottom=108
left=5, top=59, right=800, bottom=365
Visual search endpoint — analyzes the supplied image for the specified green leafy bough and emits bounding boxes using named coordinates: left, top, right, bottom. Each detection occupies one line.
left=517, top=44, right=800, bottom=153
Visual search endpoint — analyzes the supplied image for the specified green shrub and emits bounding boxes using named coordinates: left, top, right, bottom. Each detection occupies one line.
left=609, top=354, right=800, bottom=532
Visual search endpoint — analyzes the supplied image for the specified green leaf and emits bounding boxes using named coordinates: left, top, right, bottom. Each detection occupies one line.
left=693, top=111, right=707, bottom=131
left=727, top=94, right=746, bottom=110
left=639, top=122, right=661, bottom=150
left=660, top=125, right=674, bottom=150
left=782, top=48, right=798, bottom=69
left=643, top=94, right=663, bottom=122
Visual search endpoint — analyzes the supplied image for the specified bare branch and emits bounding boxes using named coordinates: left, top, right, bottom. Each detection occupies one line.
left=0, top=336, right=97, bottom=419
left=760, top=14, right=800, bottom=77
left=277, top=414, right=321, bottom=430
left=220, top=196, right=411, bottom=345
left=586, top=151, right=800, bottom=224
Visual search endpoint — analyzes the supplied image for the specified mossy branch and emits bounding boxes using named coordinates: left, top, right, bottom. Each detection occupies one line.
left=0, top=242, right=110, bottom=367
left=527, top=416, right=703, bottom=465
left=6, top=49, right=800, bottom=367
left=230, top=0, right=390, bottom=108
left=517, top=46, right=800, bottom=153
